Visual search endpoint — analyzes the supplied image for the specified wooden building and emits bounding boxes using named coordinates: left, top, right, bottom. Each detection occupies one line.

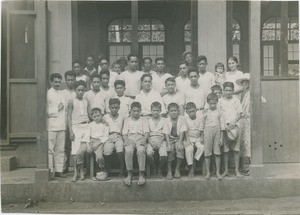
left=0, top=1, right=299, bottom=179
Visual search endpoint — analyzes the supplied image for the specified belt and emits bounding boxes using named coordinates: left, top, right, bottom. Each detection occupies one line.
left=79, top=121, right=89, bottom=124
left=109, top=132, right=121, bottom=135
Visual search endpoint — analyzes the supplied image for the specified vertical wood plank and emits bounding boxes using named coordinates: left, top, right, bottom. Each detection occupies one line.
left=191, top=0, right=198, bottom=66
left=226, top=0, right=233, bottom=59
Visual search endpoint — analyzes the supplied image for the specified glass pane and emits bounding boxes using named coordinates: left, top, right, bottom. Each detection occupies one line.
left=233, top=44, right=239, bottom=55
left=185, top=31, right=191, bottom=42
left=108, top=32, right=116, bottom=42
left=288, top=52, right=293, bottom=60
left=122, top=31, right=132, bottom=42
left=122, top=19, right=132, bottom=30
left=276, top=30, right=281, bottom=40
left=152, top=31, right=165, bottom=42
left=124, top=46, right=131, bottom=55
left=110, top=46, right=116, bottom=55
left=262, top=30, right=275, bottom=41
left=288, top=64, right=299, bottom=76
left=263, top=46, right=268, bottom=57
left=143, top=45, right=149, bottom=55
left=269, top=46, right=274, bottom=58
left=157, top=45, right=164, bottom=55
left=291, top=28, right=299, bottom=41
left=288, top=43, right=293, bottom=51
left=138, top=31, right=150, bottom=42
left=151, top=19, right=164, bottom=30
left=116, top=46, right=124, bottom=55
left=10, top=14, right=35, bottom=79
left=150, top=46, right=156, bottom=55
left=138, top=19, right=150, bottom=30
left=269, top=58, right=274, bottom=70
left=12, top=0, right=35, bottom=10
left=110, top=56, right=116, bottom=64
left=185, top=45, right=191, bottom=52
left=294, top=50, right=299, bottom=60
left=293, top=43, right=299, bottom=51
left=263, top=18, right=276, bottom=29
left=264, top=58, right=269, bottom=70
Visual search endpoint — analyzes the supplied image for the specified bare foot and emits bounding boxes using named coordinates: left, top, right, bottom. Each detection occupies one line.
left=174, top=169, right=181, bottom=178
left=204, top=173, right=210, bottom=180
left=236, top=170, right=242, bottom=178
left=118, top=171, right=125, bottom=179
left=72, top=175, right=77, bottom=182
left=216, top=173, right=223, bottom=180
left=157, top=169, right=163, bottom=178
left=146, top=165, right=151, bottom=179
left=123, top=175, right=132, bottom=186
left=137, top=175, right=146, bottom=186
left=92, top=177, right=98, bottom=181
left=221, top=170, right=228, bottom=178
left=166, top=171, right=173, bottom=180
left=188, top=169, right=194, bottom=178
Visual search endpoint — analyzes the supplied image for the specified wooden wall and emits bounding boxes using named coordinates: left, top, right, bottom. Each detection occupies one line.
left=261, top=79, right=300, bottom=163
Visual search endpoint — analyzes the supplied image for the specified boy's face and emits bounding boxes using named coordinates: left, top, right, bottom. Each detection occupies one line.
left=113, top=64, right=121, bottom=74
left=131, top=107, right=141, bottom=118
left=197, top=60, right=207, bottom=73
left=73, top=63, right=81, bottom=74
left=91, top=77, right=101, bottom=90
left=188, top=71, right=199, bottom=86
left=128, top=56, right=138, bottom=71
left=100, top=59, right=109, bottom=70
left=208, top=100, right=218, bottom=110
left=165, top=81, right=176, bottom=93
left=179, top=63, right=188, bottom=76
left=87, top=57, right=94, bottom=67
left=223, top=86, right=233, bottom=98
left=156, top=60, right=165, bottom=73
left=115, top=84, right=125, bottom=96
left=65, top=75, right=75, bottom=89
left=141, top=77, right=152, bottom=91
left=92, top=111, right=102, bottom=123
left=101, top=74, right=110, bottom=88
left=185, top=54, right=192, bottom=64
left=143, top=59, right=152, bottom=71
left=109, top=103, right=120, bottom=115
left=241, top=80, right=250, bottom=90
left=212, top=89, right=222, bottom=98
left=228, top=59, right=237, bottom=71
left=169, top=106, right=179, bottom=119
left=186, top=107, right=197, bottom=120
left=51, top=77, right=62, bottom=90
left=151, top=107, right=161, bottom=118
left=75, top=85, right=85, bottom=99
left=216, top=67, right=224, bottom=74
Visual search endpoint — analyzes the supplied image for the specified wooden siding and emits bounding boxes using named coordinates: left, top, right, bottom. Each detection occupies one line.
left=261, top=79, right=300, bottom=163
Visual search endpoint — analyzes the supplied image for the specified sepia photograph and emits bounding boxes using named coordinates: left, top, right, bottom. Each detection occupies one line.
left=0, top=0, right=299, bottom=214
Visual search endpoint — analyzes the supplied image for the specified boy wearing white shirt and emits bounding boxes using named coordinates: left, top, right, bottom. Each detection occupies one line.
left=197, top=55, right=215, bottom=93
left=175, top=61, right=190, bottom=93
left=83, top=73, right=101, bottom=110
left=152, top=57, right=172, bottom=96
left=47, top=73, right=67, bottom=178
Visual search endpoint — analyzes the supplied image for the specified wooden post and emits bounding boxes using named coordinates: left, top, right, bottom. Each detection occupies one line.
left=280, top=2, right=288, bottom=76
left=131, top=0, right=138, bottom=55
left=226, top=0, right=233, bottom=60
left=72, top=1, right=79, bottom=62
left=249, top=1, right=264, bottom=176
left=191, top=0, right=198, bottom=66
left=35, top=0, right=50, bottom=182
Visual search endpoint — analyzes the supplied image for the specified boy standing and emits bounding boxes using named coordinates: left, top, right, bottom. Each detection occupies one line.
left=47, top=73, right=67, bottom=178
left=146, top=102, right=169, bottom=178
left=97, top=57, right=119, bottom=88
left=175, top=61, right=190, bottom=93
left=142, top=57, right=156, bottom=75
left=200, top=93, right=225, bottom=180
left=152, top=57, right=172, bottom=96
left=166, top=103, right=187, bottom=180
left=67, top=80, right=90, bottom=182
left=73, top=61, right=91, bottom=90
left=84, top=56, right=97, bottom=76
left=83, top=73, right=101, bottom=109
left=197, top=55, right=215, bottom=93
left=103, top=98, right=126, bottom=177
left=122, top=102, right=149, bottom=186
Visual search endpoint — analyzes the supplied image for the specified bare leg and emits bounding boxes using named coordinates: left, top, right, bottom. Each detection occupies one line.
left=234, top=151, right=242, bottom=177
left=79, top=164, right=84, bottom=180
left=157, top=156, right=167, bottom=178
left=204, top=156, right=211, bottom=180
left=188, top=160, right=195, bottom=178
left=215, top=154, right=222, bottom=180
left=146, top=155, right=155, bottom=178
left=167, top=160, right=173, bottom=180
left=124, top=170, right=132, bottom=186
left=138, top=171, right=146, bottom=186
left=222, top=152, right=229, bottom=177
left=117, top=152, right=125, bottom=178
left=174, top=158, right=182, bottom=178
left=72, top=156, right=78, bottom=182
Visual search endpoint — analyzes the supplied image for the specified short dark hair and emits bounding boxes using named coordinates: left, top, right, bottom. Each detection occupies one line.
left=151, top=101, right=162, bottom=110
left=90, top=73, right=101, bottom=81
left=165, top=77, right=176, bottom=84
left=91, top=107, right=102, bottom=116
left=64, top=70, right=76, bottom=80
left=74, top=80, right=87, bottom=89
left=99, top=56, right=109, bottom=63
left=114, top=80, right=125, bottom=88
left=50, top=73, right=62, bottom=82
left=131, top=101, right=141, bottom=109
left=187, top=67, right=199, bottom=76
left=179, top=61, right=187, bottom=67
left=99, top=69, right=110, bottom=80
left=197, top=55, right=208, bottom=64
left=211, top=84, right=222, bottom=92
left=72, top=61, right=81, bottom=66
left=185, top=102, right=197, bottom=110
left=228, top=56, right=238, bottom=64
left=223, top=82, right=234, bottom=90
left=143, top=57, right=152, bottom=64
left=141, top=73, right=153, bottom=82
left=215, top=62, right=225, bottom=71
left=155, top=57, right=165, bottom=64
left=206, top=93, right=219, bottom=103
left=167, top=102, right=179, bottom=111
left=109, top=98, right=121, bottom=106
left=127, top=53, right=138, bottom=61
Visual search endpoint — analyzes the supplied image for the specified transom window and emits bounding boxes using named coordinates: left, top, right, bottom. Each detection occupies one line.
left=184, top=20, right=191, bottom=52
left=232, top=19, right=241, bottom=63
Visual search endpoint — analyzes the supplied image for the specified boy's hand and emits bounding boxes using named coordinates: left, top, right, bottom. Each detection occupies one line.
left=228, top=123, right=236, bottom=130
left=175, top=141, right=184, bottom=150
left=166, top=145, right=171, bottom=152
left=102, top=118, right=109, bottom=126
left=58, top=102, right=64, bottom=111
left=219, top=137, right=224, bottom=146
left=70, top=130, right=75, bottom=141
left=87, top=144, right=93, bottom=153
left=200, top=136, right=204, bottom=145
left=124, top=140, right=130, bottom=147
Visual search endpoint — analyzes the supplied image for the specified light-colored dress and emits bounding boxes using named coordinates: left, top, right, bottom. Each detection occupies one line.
left=240, top=90, right=250, bottom=157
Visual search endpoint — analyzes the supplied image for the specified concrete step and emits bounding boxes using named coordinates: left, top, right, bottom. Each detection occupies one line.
left=1, top=156, right=17, bottom=171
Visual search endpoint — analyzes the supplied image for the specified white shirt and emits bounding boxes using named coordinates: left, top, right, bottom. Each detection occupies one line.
left=152, top=72, right=172, bottom=94
left=61, top=88, right=76, bottom=103
left=198, top=71, right=215, bottom=93
left=109, top=70, right=119, bottom=89
left=93, top=87, right=116, bottom=113
left=83, top=90, right=100, bottom=109
left=218, top=97, right=242, bottom=125
left=89, top=121, right=109, bottom=141
left=162, top=92, right=185, bottom=110
left=47, top=88, right=66, bottom=131
left=184, top=85, right=207, bottom=110
left=118, top=70, right=143, bottom=97
left=175, top=76, right=190, bottom=93
left=135, top=89, right=166, bottom=116
left=184, top=113, right=202, bottom=142
left=224, top=70, right=244, bottom=93
left=105, top=95, right=133, bottom=117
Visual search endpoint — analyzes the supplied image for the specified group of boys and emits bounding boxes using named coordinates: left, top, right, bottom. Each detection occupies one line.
left=47, top=53, right=243, bottom=186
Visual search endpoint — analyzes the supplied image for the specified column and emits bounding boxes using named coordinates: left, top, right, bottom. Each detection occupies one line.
left=131, top=0, right=138, bottom=55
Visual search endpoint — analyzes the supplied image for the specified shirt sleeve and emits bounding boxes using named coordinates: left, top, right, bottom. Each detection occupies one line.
left=219, top=111, right=225, bottom=130
left=156, top=92, right=166, bottom=114
left=101, top=125, right=109, bottom=143
left=179, top=117, right=187, bottom=133
left=199, top=110, right=206, bottom=131
left=122, top=117, right=129, bottom=135
left=234, top=98, right=243, bottom=114
left=162, top=118, right=170, bottom=134
left=47, top=91, right=59, bottom=117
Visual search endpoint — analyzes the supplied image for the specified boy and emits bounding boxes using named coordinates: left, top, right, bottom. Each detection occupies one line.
left=175, top=61, right=190, bottom=93
left=84, top=56, right=97, bottom=76
left=119, top=53, right=143, bottom=98
left=197, top=55, right=215, bottom=93
left=105, top=80, right=132, bottom=117
left=146, top=102, right=169, bottom=178
left=61, top=70, right=76, bottom=174
left=83, top=73, right=101, bottom=109
left=73, top=61, right=91, bottom=90
left=112, top=62, right=122, bottom=75
left=152, top=57, right=172, bottom=96
left=135, top=74, right=166, bottom=117
left=162, top=77, right=185, bottom=116
left=166, top=103, right=187, bottom=179
left=200, top=93, right=225, bottom=180
left=103, top=98, right=126, bottom=177
left=86, top=107, right=109, bottom=180
left=98, top=57, right=119, bottom=88
left=47, top=73, right=67, bottom=178
left=184, top=102, right=205, bottom=178
left=122, top=102, right=149, bottom=186
left=142, top=57, right=155, bottom=74
left=214, top=62, right=225, bottom=86
left=211, top=84, right=223, bottom=99
left=218, top=82, right=243, bottom=178
left=67, top=80, right=90, bottom=182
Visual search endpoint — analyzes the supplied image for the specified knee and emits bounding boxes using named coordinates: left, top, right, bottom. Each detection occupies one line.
left=137, top=147, right=146, bottom=156
left=125, top=147, right=134, bottom=155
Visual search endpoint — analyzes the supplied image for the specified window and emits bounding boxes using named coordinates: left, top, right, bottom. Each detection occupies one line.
left=108, top=18, right=165, bottom=63
left=262, top=17, right=299, bottom=77
left=232, top=19, right=241, bottom=63
left=184, top=20, right=191, bottom=52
